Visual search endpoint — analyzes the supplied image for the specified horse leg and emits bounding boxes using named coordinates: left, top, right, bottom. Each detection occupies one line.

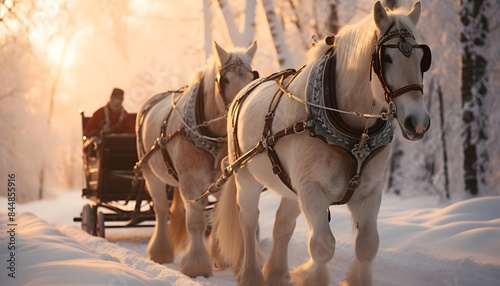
left=178, top=180, right=212, bottom=278
left=263, top=197, right=301, bottom=286
left=235, top=169, right=265, bottom=286
left=143, top=169, right=174, bottom=264
left=169, top=187, right=188, bottom=251
left=291, top=182, right=335, bottom=286
left=341, top=189, right=381, bottom=286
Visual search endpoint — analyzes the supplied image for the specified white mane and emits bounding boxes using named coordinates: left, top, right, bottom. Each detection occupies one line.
left=306, top=5, right=419, bottom=75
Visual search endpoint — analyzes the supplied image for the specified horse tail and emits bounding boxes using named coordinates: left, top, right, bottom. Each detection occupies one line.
left=214, top=175, right=243, bottom=269
left=169, top=187, right=188, bottom=251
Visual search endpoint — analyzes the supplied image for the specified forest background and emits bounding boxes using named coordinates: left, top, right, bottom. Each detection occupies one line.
left=0, top=0, right=498, bottom=202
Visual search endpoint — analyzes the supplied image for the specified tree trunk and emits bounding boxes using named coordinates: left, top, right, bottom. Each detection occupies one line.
left=309, top=0, right=339, bottom=41
left=261, top=0, right=294, bottom=68
left=325, top=0, right=340, bottom=35
left=215, top=0, right=256, bottom=47
left=387, top=138, right=403, bottom=195
left=203, top=0, right=212, bottom=58
left=459, top=0, right=490, bottom=196
left=437, top=82, right=450, bottom=199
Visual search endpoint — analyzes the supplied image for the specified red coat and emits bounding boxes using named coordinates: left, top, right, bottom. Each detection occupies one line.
left=84, top=104, right=135, bottom=137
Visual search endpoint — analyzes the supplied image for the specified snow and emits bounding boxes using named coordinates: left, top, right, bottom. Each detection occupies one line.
left=1, top=191, right=499, bottom=285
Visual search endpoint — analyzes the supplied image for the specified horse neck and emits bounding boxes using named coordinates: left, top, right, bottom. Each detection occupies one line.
left=202, top=83, right=227, bottom=137
left=335, top=45, right=387, bottom=130
left=335, top=68, right=383, bottom=130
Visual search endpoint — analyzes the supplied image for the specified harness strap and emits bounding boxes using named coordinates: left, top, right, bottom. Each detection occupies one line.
left=261, top=70, right=305, bottom=193
left=137, top=92, right=175, bottom=155
left=186, top=140, right=266, bottom=203
left=135, top=89, right=186, bottom=182
left=186, top=118, right=308, bottom=203
left=187, top=69, right=298, bottom=203
left=159, top=105, right=181, bottom=181
left=195, top=78, right=223, bottom=140
left=391, top=84, right=424, bottom=98
left=265, top=121, right=308, bottom=193
left=231, top=69, right=297, bottom=158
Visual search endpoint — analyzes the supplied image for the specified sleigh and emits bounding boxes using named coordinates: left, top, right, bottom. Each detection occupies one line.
left=73, top=111, right=217, bottom=238
left=73, top=111, right=158, bottom=237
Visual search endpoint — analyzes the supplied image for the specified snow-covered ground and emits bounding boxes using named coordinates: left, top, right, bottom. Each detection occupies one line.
left=1, top=190, right=499, bottom=285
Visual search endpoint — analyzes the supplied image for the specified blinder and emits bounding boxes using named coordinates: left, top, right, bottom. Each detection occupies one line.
left=252, top=70, right=260, bottom=80
left=376, top=42, right=432, bottom=78
left=419, top=44, right=431, bottom=73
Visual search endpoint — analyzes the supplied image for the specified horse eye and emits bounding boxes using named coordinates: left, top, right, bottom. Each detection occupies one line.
left=236, top=66, right=244, bottom=76
left=383, top=54, right=392, bottom=63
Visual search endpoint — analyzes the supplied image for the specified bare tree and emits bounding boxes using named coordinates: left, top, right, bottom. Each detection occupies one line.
left=203, top=0, right=213, bottom=58
left=312, top=0, right=340, bottom=37
left=214, top=0, right=257, bottom=47
left=459, top=0, right=493, bottom=196
left=261, top=0, right=294, bottom=68
left=437, top=82, right=450, bottom=199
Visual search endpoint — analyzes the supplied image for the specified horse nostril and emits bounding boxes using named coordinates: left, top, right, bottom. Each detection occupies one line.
left=404, top=116, right=429, bottom=135
left=404, top=116, right=416, bottom=133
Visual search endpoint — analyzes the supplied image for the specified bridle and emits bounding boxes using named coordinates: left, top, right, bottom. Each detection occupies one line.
left=370, top=24, right=432, bottom=103
left=216, top=55, right=259, bottom=107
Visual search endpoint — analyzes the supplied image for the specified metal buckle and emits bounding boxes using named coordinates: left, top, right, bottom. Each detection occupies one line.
left=348, top=175, right=360, bottom=190
left=293, top=122, right=306, bottom=134
left=272, top=165, right=282, bottom=174
left=381, top=101, right=396, bottom=121
left=267, top=136, right=276, bottom=146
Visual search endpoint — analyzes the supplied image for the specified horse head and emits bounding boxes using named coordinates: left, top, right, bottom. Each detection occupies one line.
left=371, top=1, right=431, bottom=141
left=213, top=41, right=258, bottom=111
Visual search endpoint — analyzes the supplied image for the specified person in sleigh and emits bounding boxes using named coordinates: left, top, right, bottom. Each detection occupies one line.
left=83, top=88, right=135, bottom=155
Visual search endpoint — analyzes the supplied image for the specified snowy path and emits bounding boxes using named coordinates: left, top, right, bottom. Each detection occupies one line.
left=1, top=191, right=499, bottom=285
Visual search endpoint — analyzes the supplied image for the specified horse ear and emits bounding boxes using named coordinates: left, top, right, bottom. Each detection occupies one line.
left=408, top=1, right=421, bottom=26
left=245, top=41, right=257, bottom=59
left=373, top=1, right=389, bottom=31
left=213, top=41, right=230, bottom=65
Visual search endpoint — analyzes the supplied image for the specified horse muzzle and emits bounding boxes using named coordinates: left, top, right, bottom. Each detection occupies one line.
left=400, top=114, right=430, bottom=141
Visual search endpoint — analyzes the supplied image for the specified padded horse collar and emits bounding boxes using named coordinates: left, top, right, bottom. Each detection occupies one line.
left=306, top=49, right=395, bottom=153
left=306, top=48, right=395, bottom=202
left=183, top=79, right=227, bottom=168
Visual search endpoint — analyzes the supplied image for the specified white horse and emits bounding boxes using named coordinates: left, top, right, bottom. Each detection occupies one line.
left=215, top=2, right=430, bottom=286
left=136, top=41, right=257, bottom=278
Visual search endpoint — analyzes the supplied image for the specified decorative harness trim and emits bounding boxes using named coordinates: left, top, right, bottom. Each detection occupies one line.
left=182, top=79, right=227, bottom=169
